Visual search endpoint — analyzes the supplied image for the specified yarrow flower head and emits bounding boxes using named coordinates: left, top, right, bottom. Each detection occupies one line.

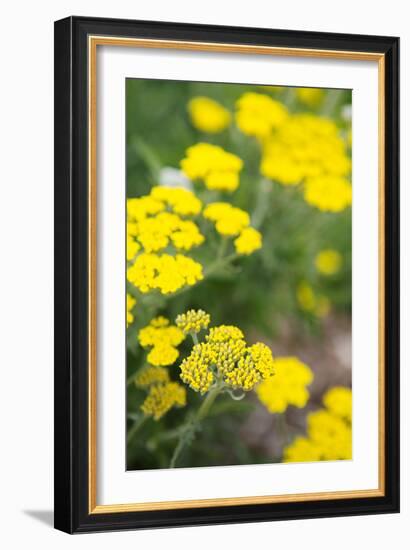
left=175, top=309, right=211, bottom=335
left=127, top=252, right=203, bottom=295
left=235, top=92, right=289, bottom=138
left=134, top=366, right=170, bottom=388
left=234, top=227, right=262, bottom=255
left=203, top=202, right=251, bottom=236
left=315, top=249, right=343, bottom=275
left=188, top=96, right=231, bottom=133
left=296, top=281, right=331, bottom=318
left=141, top=382, right=187, bottom=420
left=260, top=113, right=351, bottom=208
left=256, top=356, right=313, bottom=414
left=180, top=143, right=243, bottom=192
left=138, top=317, right=185, bottom=367
left=178, top=312, right=275, bottom=394
left=283, top=386, right=352, bottom=462
left=303, top=175, right=352, bottom=212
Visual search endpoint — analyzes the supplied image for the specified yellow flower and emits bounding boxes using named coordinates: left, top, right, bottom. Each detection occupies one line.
left=180, top=143, right=243, bottom=192
left=188, top=96, right=231, bottom=133
left=126, top=294, right=136, bottom=327
left=256, top=356, right=313, bottom=413
left=134, top=366, right=170, bottom=387
left=315, top=249, right=343, bottom=275
left=180, top=342, right=217, bottom=394
left=141, top=382, right=187, bottom=420
left=236, top=92, right=288, bottom=138
left=296, top=87, right=325, bottom=107
left=261, top=114, right=351, bottom=186
left=323, top=386, right=352, bottom=423
left=297, top=282, right=331, bottom=318
left=206, top=325, right=244, bottom=343
left=170, top=219, right=205, bottom=251
left=203, top=202, right=250, bottom=236
left=296, top=282, right=316, bottom=312
left=234, top=227, right=262, bottom=255
left=303, top=175, right=352, bottom=212
left=176, top=309, right=211, bottom=334
left=138, top=317, right=185, bottom=348
left=127, top=196, right=165, bottom=222
left=127, top=252, right=203, bottom=295
left=283, top=386, right=352, bottom=462
left=178, top=314, right=275, bottom=393
left=147, top=343, right=180, bottom=367
left=282, top=436, right=323, bottom=462
left=150, top=186, right=202, bottom=216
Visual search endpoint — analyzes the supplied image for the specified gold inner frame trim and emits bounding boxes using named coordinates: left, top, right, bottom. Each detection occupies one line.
left=88, top=35, right=386, bottom=514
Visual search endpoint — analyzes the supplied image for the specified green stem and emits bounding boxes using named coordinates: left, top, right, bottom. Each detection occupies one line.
left=127, top=415, right=147, bottom=444
left=169, top=385, right=223, bottom=468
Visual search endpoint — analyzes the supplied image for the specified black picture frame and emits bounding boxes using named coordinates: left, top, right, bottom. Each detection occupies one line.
left=54, top=15, right=400, bottom=534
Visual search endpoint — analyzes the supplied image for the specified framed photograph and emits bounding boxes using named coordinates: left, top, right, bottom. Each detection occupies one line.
left=54, top=16, right=399, bottom=533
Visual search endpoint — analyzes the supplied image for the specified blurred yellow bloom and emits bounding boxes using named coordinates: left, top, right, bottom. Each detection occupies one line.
left=296, top=87, right=325, bottom=107
left=304, top=175, right=352, bottom=212
left=138, top=317, right=185, bottom=367
left=283, top=386, right=352, bottom=462
left=138, top=317, right=185, bottom=348
left=188, top=96, right=231, bottom=133
left=256, top=357, right=313, bottom=413
left=261, top=114, right=351, bottom=190
left=141, top=382, right=187, bottom=420
left=127, top=252, right=203, bottom=295
left=315, top=249, right=342, bottom=275
left=234, top=227, right=262, bottom=255
left=135, top=366, right=170, bottom=387
left=150, top=186, right=202, bottom=216
left=127, top=196, right=165, bottom=222
left=176, top=309, right=210, bottom=334
left=297, top=282, right=331, bottom=318
left=180, top=143, right=243, bottom=192
left=236, top=92, right=288, bottom=138
left=179, top=313, right=275, bottom=394
left=296, top=282, right=316, bottom=312
left=126, top=294, right=136, bottom=327
left=204, top=202, right=250, bottom=236
left=323, top=386, right=352, bottom=423
left=147, top=343, right=180, bottom=367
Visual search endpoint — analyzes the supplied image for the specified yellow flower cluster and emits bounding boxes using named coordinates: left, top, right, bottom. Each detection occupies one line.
left=127, top=252, right=203, bottom=295
left=315, top=249, right=342, bottom=275
left=203, top=202, right=262, bottom=255
left=126, top=294, right=136, bottom=327
left=135, top=366, right=170, bottom=387
left=188, top=96, right=231, bottom=133
left=180, top=143, right=243, bottom=192
left=234, top=227, right=262, bottom=255
left=138, top=317, right=185, bottom=366
left=141, top=382, right=187, bottom=420
left=175, top=309, right=210, bottom=334
left=323, top=386, right=352, bottom=422
left=236, top=92, right=289, bottom=138
left=204, top=202, right=250, bottom=236
left=303, top=175, right=352, bottom=212
left=126, top=187, right=205, bottom=295
left=296, top=281, right=330, bottom=318
left=296, top=87, right=325, bottom=107
left=260, top=113, right=352, bottom=212
left=255, top=357, right=313, bottom=414
left=283, top=386, right=352, bottom=462
left=178, top=313, right=275, bottom=394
